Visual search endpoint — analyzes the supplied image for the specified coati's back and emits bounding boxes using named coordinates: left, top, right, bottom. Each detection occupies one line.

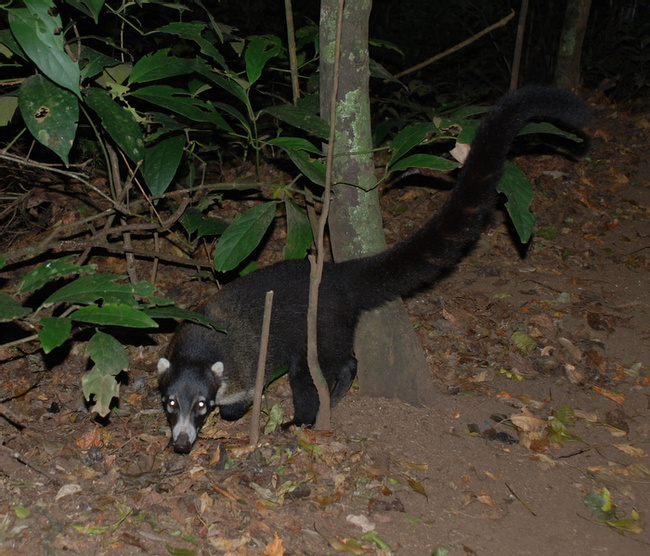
left=158, top=86, right=590, bottom=453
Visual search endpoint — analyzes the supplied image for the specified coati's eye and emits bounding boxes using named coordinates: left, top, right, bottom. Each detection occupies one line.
left=198, top=401, right=205, bottom=409
left=168, top=399, right=177, bottom=408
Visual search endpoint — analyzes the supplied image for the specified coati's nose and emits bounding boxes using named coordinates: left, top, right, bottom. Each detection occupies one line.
left=173, top=432, right=193, bottom=454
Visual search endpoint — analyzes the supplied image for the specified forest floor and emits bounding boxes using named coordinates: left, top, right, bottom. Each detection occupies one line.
left=0, top=94, right=649, bottom=556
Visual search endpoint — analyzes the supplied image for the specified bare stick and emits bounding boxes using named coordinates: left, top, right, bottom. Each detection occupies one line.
left=0, top=443, right=61, bottom=485
left=284, top=0, right=301, bottom=104
left=510, top=0, right=529, bottom=90
left=307, top=0, right=347, bottom=431
left=395, top=10, right=515, bottom=79
left=250, top=290, right=274, bottom=446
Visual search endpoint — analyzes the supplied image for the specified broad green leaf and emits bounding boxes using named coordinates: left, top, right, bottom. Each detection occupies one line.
left=213, top=202, right=277, bottom=272
left=79, top=46, right=121, bottom=79
left=520, top=121, right=585, bottom=142
left=66, top=0, right=106, bottom=23
left=38, top=317, right=72, bottom=353
left=0, top=258, right=5, bottom=270
left=267, top=136, right=322, bottom=155
left=13, top=505, right=31, bottom=519
left=263, top=403, right=284, bottom=434
left=179, top=208, right=229, bottom=239
left=0, top=293, right=31, bottom=322
left=70, top=303, right=159, bottom=328
left=0, top=95, right=19, bottom=126
left=284, top=148, right=325, bottom=186
left=86, top=331, right=129, bottom=375
left=144, top=307, right=226, bottom=332
left=157, top=22, right=226, bottom=68
left=245, top=35, right=282, bottom=85
left=18, top=74, right=79, bottom=165
left=43, top=274, right=154, bottom=306
left=388, top=153, right=459, bottom=173
left=130, top=85, right=231, bottom=131
left=18, top=256, right=96, bottom=294
left=388, top=122, right=438, bottom=169
left=142, top=134, right=186, bottom=195
left=265, top=104, right=329, bottom=139
left=129, top=50, right=200, bottom=84
left=9, top=3, right=81, bottom=97
left=84, top=87, right=145, bottom=163
left=82, top=366, right=120, bottom=417
left=497, top=162, right=536, bottom=243
left=284, top=200, right=312, bottom=260
left=0, top=28, right=27, bottom=59
left=202, top=71, right=250, bottom=106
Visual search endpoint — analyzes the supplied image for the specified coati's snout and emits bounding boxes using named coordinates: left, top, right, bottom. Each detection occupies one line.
left=157, top=357, right=218, bottom=454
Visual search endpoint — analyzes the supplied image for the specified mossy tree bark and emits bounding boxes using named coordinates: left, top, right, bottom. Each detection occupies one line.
left=554, top=0, right=592, bottom=90
left=318, top=0, right=434, bottom=406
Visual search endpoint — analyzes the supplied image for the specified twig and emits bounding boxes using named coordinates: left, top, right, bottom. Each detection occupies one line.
left=505, top=482, right=536, bottom=516
left=284, top=0, right=301, bottom=104
left=250, top=290, right=274, bottom=446
left=0, top=443, right=62, bottom=485
left=306, top=0, right=346, bottom=431
left=510, top=0, right=529, bottom=90
left=0, top=402, right=26, bottom=428
left=395, top=10, right=515, bottom=78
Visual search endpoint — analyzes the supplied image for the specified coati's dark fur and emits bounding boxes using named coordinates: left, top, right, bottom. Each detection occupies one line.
left=158, top=86, right=589, bottom=453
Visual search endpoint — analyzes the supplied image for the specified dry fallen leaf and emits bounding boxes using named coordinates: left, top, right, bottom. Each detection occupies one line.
left=593, top=385, right=626, bottom=405
left=264, top=533, right=286, bottom=556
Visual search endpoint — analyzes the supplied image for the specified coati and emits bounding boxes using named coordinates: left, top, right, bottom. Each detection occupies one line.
left=158, top=86, right=589, bottom=453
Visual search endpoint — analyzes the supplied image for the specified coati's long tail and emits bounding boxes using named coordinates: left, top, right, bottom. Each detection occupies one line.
left=339, top=86, right=590, bottom=310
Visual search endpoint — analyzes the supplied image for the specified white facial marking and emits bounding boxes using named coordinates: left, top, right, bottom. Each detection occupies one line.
left=172, top=414, right=197, bottom=445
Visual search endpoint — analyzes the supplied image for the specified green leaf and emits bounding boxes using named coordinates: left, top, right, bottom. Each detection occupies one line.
left=157, top=22, right=226, bottom=68
left=511, top=330, right=536, bottom=354
left=43, top=274, right=155, bottom=306
left=284, top=148, right=326, bottom=186
left=584, top=489, right=618, bottom=521
left=17, top=256, right=96, bottom=294
left=213, top=202, right=277, bottom=272
left=144, top=306, right=226, bottom=333
left=82, top=366, right=120, bottom=417
left=129, top=50, right=200, bottom=84
left=284, top=200, right=312, bottom=260
left=14, top=505, right=31, bottom=519
left=497, top=161, right=535, bottom=243
left=130, top=85, right=231, bottom=131
left=263, top=403, right=284, bottom=434
left=79, top=46, right=121, bottom=80
left=388, top=153, right=459, bottom=173
left=70, top=303, right=159, bottom=328
left=245, top=35, right=282, bottom=85
left=387, top=122, right=437, bottom=169
left=0, top=95, right=19, bottom=126
left=0, top=293, right=32, bottom=322
left=8, top=2, right=81, bottom=97
left=520, top=121, right=585, bottom=142
left=142, top=134, right=186, bottom=195
left=361, top=530, right=392, bottom=552
left=86, top=331, right=129, bottom=375
left=267, top=136, right=323, bottom=155
left=66, top=0, right=105, bottom=23
left=84, top=87, right=145, bottom=163
left=179, top=208, right=230, bottom=239
left=38, top=317, right=72, bottom=353
left=265, top=104, right=329, bottom=139
left=18, top=74, right=79, bottom=165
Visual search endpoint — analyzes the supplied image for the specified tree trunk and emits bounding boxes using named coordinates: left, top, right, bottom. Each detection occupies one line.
left=319, top=0, right=434, bottom=406
left=554, top=0, right=592, bottom=89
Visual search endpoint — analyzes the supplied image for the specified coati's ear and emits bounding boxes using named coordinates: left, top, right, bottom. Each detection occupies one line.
left=157, top=358, right=171, bottom=377
left=211, top=361, right=224, bottom=377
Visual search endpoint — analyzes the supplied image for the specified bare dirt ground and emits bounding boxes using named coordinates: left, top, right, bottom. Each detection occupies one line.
left=0, top=96, right=649, bottom=555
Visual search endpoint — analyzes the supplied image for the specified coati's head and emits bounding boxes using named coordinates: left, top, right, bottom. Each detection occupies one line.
left=157, top=358, right=222, bottom=454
